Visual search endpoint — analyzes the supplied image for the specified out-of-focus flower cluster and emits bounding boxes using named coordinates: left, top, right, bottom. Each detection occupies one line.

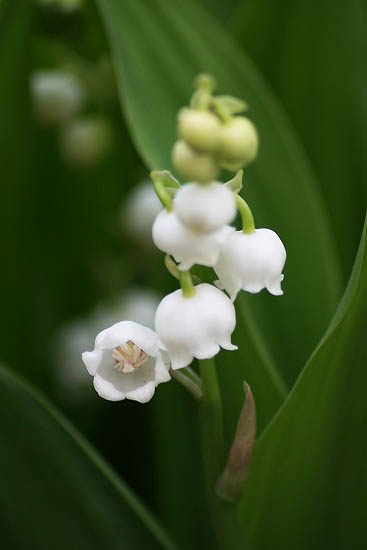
left=30, top=64, right=113, bottom=169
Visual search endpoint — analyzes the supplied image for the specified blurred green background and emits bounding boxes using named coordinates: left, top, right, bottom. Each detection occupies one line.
left=0, top=1, right=365, bottom=549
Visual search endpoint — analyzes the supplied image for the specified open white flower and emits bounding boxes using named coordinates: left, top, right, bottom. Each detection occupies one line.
left=174, top=182, right=236, bottom=233
left=214, top=228, right=286, bottom=300
left=82, top=321, right=170, bottom=403
left=152, top=210, right=234, bottom=271
left=155, top=283, right=237, bottom=369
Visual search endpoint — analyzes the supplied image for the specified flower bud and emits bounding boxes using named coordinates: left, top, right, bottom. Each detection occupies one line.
left=178, top=108, right=221, bottom=153
left=218, top=116, right=258, bottom=169
left=172, top=140, right=219, bottom=182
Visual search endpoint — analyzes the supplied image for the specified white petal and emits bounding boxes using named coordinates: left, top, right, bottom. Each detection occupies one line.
left=155, top=283, right=236, bottom=369
left=82, top=349, right=103, bottom=376
left=153, top=210, right=234, bottom=270
left=154, top=351, right=172, bottom=383
left=94, top=320, right=158, bottom=357
left=125, top=381, right=156, bottom=403
left=174, top=182, right=236, bottom=233
left=94, top=358, right=156, bottom=402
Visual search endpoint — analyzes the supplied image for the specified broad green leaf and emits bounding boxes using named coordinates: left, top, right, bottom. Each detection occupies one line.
left=96, top=0, right=342, bottom=431
left=231, top=0, right=366, bottom=279
left=0, top=363, right=178, bottom=550
left=238, top=216, right=367, bottom=549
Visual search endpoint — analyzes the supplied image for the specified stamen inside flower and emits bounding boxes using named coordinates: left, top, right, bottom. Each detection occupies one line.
left=112, top=341, right=148, bottom=374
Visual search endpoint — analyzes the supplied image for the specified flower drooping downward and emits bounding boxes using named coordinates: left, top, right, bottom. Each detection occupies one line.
left=152, top=209, right=234, bottom=271
left=82, top=321, right=170, bottom=402
left=214, top=228, right=286, bottom=301
left=155, top=283, right=237, bottom=370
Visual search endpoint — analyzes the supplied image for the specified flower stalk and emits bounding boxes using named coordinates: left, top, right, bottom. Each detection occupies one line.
left=235, top=193, right=255, bottom=234
left=178, top=270, right=196, bottom=298
left=170, top=367, right=203, bottom=400
left=199, top=358, right=244, bottom=550
left=151, top=170, right=180, bottom=211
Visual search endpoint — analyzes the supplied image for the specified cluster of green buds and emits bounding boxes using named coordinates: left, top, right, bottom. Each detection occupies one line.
left=172, top=74, right=259, bottom=182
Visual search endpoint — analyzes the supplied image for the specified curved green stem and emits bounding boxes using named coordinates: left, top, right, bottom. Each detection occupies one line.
left=153, top=178, right=173, bottom=211
left=199, top=358, right=225, bottom=482
left=199, top=359, right=244, bottom=550
left=235, top=194, right=255, bottom=234
left=170, top=367, right=203, bottom=400
left=151, top=170, right=180, bottom=210
left=179, top=270, right=196, bottom=298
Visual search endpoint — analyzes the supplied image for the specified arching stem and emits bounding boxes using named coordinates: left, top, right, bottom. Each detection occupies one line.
left=235, top=194, right=255, bottom=234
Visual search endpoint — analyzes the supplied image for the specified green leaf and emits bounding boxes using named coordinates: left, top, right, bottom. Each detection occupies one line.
left=0, top=363, right=178, bottom=550
left=238, top=216, right=367, bottom=549
left=96, top=0, right=343, bottom=415
left=231, top=0, right=366, bottom=279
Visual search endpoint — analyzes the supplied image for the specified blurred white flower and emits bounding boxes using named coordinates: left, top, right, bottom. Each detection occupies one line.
left=214, top=228, right=286, bottom=300
left=155, top=283, right=237, bottom=370
left=113, top=288, right=160, bottom=329
left=54, top=319, right=95, bottom=394
left=59, top=116, right=113, bottom=168
left=152, top=210, right=234, bottom=271
left=174, top=182, right=236, bottom=233
left=30, top=70, right=85, bottom=125
left=122, top=181, right=162, bottom=243
left=82, top=321, right=170, bottom=402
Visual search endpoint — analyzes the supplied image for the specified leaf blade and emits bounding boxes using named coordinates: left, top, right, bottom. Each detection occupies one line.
left=238, top=216, right=367, bottom=549
left=0, top=363, right=178, bottom=550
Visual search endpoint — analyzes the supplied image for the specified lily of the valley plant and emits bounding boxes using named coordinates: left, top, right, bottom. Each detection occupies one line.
left=82, top=74, right=286, bottom=523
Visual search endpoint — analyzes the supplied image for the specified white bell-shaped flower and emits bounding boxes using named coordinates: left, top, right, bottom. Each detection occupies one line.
left=214, top=228, right=286, bottom=300
left=155, top=283, right=237, bottom=370
left=82, top=321, right=170, bottom=403
left=174, top=182, right=236, bottom=233
left=152, top=210, right=234, bottom=271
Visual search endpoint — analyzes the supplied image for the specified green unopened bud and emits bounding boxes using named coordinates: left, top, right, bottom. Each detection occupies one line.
left=172, top=140, right=219, bottom=182
left=218, top=116, right=258, bottom=170
left=178, top=108, right=221, bottom=153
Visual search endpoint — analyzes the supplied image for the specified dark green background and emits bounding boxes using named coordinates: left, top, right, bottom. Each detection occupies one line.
left=0, top=1, right=365, bottom=549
